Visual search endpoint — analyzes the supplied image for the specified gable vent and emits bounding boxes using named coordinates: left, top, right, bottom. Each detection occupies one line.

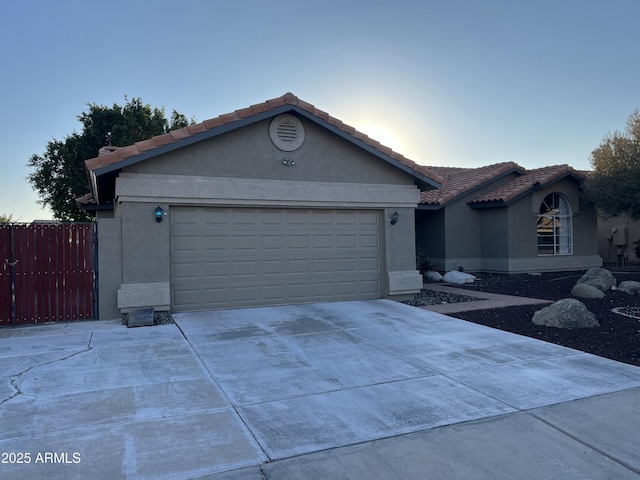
left=269, top=114, right=305, bottom=151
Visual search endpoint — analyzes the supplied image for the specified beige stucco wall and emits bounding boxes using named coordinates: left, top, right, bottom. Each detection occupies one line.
left=104, top=114, right=425, bottom=314
left=597, top=214, right=640, bottom=265
left=125, top=117, right=410, bottom=186
left=95, top=214, right=122, bottom=320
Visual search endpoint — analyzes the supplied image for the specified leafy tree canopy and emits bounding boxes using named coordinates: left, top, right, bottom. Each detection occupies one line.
left=27, top=97, right=193, bottom=221
left=585, top=109, right=640, bottom=219
left=0, top=213, right=15, bottom=223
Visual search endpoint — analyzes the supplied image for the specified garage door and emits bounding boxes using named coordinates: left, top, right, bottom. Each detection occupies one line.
left=170, top=207, right=382, bottom=311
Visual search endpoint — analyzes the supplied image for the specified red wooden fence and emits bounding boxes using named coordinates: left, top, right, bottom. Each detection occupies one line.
left=0, top=223, right=97, bottom=326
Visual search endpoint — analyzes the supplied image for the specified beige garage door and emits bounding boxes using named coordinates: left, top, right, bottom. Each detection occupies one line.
left=170, top=207, right=382, bottom=311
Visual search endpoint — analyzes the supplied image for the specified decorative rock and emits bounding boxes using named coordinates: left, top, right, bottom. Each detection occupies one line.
left=127, top=307, right=155, bottom=328
left=575, top=267, right=616, bottom=292
left=442, top=270, right=476, bottom=284
left=617, top=280, right=640, bottom=295
left=571, top=283, right=605, bottom=299
left=424, top=271, right=443, bottom=282
left=532, top=299, right=599, bottom=329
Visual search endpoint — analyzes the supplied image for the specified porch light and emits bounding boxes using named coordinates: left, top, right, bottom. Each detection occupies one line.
left=390, top=211, right=399, bottom=225
left=154, top=205, right=164, bottom=223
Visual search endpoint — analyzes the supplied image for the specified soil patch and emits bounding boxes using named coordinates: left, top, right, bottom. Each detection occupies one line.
left=437, top=270, right=640, bottom=367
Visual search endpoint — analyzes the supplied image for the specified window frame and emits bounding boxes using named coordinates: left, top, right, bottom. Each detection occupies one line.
left=537, top=192, right=573, bottom=256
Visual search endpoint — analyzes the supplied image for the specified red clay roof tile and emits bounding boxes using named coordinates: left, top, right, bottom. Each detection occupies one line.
left=469, top=164, right=585, bottom=205
left=420, top=162, right=523, bottom=205
left=203, top=117, right=224, bottom=129
left=267, top=96, right=286, bottom=108
left=135, top=138, right=158, bottom=153
left=218, top=112, right=241, bottom=123
left=117, top=145, right=139, bottom=159
left=151, top=133, right=174, bottom=147
left=169, top=127, right=192, bottom=141
left=249, top=102, right=272, bottom=114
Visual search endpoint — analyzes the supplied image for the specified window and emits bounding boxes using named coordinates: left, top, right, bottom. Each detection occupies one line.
left=537, top=193, right=572, bottom=255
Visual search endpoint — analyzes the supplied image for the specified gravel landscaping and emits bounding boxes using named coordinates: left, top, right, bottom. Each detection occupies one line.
left=410, top=269, right=640, bottom=367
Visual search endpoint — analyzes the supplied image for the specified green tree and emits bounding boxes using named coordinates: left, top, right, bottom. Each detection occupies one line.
left=27, top=97, right=193, bottom=221
left=0, top=213, right=15, bottom=223
left=585, top=109, right=640, bottom=219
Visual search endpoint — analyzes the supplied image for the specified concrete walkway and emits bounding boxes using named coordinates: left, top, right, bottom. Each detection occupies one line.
left=1, top=300, right=639, bottom=479
left=419, top=283, right=552, bottom=314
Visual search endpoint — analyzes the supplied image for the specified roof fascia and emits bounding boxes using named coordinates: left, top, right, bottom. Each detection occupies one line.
left=416, top=203, right=444, bottom=210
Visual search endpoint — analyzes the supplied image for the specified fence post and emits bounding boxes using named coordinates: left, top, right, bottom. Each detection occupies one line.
left=10, top=224, right=16, bottom=327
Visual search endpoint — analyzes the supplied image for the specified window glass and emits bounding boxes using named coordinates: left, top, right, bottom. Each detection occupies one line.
left=537, top=193, right=572, bottom=255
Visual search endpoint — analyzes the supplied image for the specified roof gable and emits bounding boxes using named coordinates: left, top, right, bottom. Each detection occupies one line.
left=469, top=165, right=587, bottom=208
left=419, top=162, right=525, bottom=208
left=86, top=92, right=443, bottom=204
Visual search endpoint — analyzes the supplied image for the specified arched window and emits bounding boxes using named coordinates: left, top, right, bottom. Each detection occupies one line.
left=537, top=193, right=572, bottom=255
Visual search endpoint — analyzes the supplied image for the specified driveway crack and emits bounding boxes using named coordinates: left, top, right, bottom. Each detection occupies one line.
left=0, top=332, right=94, bottom=406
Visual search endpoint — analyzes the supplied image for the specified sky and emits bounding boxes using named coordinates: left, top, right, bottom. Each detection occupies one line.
left=1, top=0, right=639, bottom=222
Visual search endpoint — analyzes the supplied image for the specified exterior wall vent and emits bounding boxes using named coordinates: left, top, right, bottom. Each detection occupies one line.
left=269, top=114, right=305, bottom=151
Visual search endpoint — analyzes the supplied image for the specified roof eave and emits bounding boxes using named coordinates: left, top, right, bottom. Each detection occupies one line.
left=417, top=203, right=444, bottom=210
left=468, top=200, right=507, bottom=209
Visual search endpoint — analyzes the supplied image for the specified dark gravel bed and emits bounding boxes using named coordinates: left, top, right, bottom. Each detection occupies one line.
left=403, top=289, right=484, bottom=307
left=438, top=270, right=640, bottom=367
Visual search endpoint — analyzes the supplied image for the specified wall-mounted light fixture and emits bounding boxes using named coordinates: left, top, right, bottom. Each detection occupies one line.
left=282, top=158, right=295, bottom=166
left=154, top=205, right=164, bottom=223
left=389, top=211, right=399, bottom=225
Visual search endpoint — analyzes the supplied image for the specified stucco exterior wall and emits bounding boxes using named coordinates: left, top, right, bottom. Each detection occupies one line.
left=415, top=209, right=445, bottom=262
left=125, top=116, right=410, bottom=186
left=597, top=214, right=640, bottom=265
left=95, top=215, right=123, bottom=320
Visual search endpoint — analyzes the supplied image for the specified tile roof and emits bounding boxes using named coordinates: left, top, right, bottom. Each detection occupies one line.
left=419, top=162, right=524, bottom=206
left=469, top=164, right=587, bottom=206
left=84, top=92, right=444, bottom=186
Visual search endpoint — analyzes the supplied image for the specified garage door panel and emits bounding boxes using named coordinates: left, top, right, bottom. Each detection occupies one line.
left=312, top=236, right=333, bottom=248
left=360, top=234, right=379, bottom=248
left=233, top=261, right=257, bottom=276
left=262, top=235, right=285, bottom=250
left=288, top=259, right=310, bottom=274
left=361, top=257, right=380, bottom=272
left=171, top=207, right=382, bottom=311
left=261, top=260, right=285, bottom=275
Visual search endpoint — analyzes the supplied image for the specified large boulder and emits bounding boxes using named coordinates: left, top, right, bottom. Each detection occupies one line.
left=424, top=271, right=443, bottom=282
left=571, top=283, right=605, bottom=299
left=617, top=280, right=640, bottom=295
left=576, top=267, right=616, bottom=292
left=442, top=270, right=476, bottom=284
left=532, top=299, right=599, bottom=329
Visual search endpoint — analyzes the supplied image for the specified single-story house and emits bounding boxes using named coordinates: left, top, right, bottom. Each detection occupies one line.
left=82, top=93, right=443, bottom=319
left=416, top=162, right=602, bottom=273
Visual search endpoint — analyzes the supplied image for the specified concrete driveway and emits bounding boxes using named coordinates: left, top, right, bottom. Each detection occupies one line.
left=1, top=300, right=640, bottom=479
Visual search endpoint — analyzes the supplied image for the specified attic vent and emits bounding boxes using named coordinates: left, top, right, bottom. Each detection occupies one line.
left=269, top=114, right=305, bottom=151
